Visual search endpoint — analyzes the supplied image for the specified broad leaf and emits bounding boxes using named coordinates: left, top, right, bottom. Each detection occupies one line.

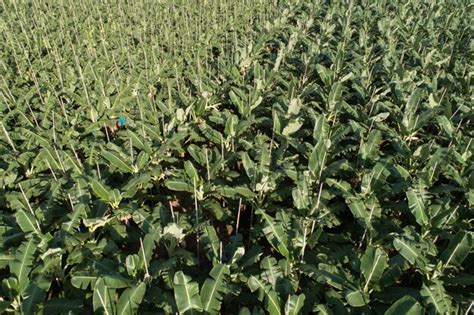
left=43, top=298, right=83, bottom=314
left=71, top=272, right=97, bottom=290
left=10, top=238, right=37, bottom=293
left=15, top=210, right=41, bottom=235
left=102, top=150, right=135, bottom=173
left=116, top=282, right=146, bottom=315
left=241, top=152, right=256, bottom=183
left=201, top=264, right=230, bottom=314
left=256, top=210, right=290, bottom=258
left=393, top=238, right=427, bottom=269
left=407, top=189, right=429, bottom=226
left=308, top=139, right=327, bottom=177
left=248, top=276, right=282, bottom=315
left=361, top=246, right=388, bottom=292
left=360, top=129, right=382, bottom=160
left=284, top=294, right=305, bottom=315
left=21, top=278, right=49, bottom=314
left=261, top=256, right=283, bottom=288
left=165, top=179, right=194, bottom=193
left=93, top=277, right=116, bottom=315
left=90, top=178, right=112, bottom=202
left=420, top=280, right=453, bottom=315
left=344, top=289, right=368, bottom=307
left=173, top=271, right=202, bottom=314
left=440, top=231, right=472, bottom=269
left=215, top=185, right=255, bottom=199
left=282, top=119, right=303, bottom=137
left=328, top=81, right=343, bottom=111
left=384, top=295, right=424, bottom=315
left=184, top=160, right=200, bottom=183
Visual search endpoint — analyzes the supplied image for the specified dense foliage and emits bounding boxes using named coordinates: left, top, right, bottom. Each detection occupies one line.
left=1, top=0, right=473, bottom=314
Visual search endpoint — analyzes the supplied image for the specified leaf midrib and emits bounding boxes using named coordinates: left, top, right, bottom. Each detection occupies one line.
left=203, top=267, right=225, bottom=311
left=363, top=251, right=382, bottom=291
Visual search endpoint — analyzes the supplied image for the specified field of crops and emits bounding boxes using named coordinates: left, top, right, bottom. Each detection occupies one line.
left=1, top=0, right=473, bottom=314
